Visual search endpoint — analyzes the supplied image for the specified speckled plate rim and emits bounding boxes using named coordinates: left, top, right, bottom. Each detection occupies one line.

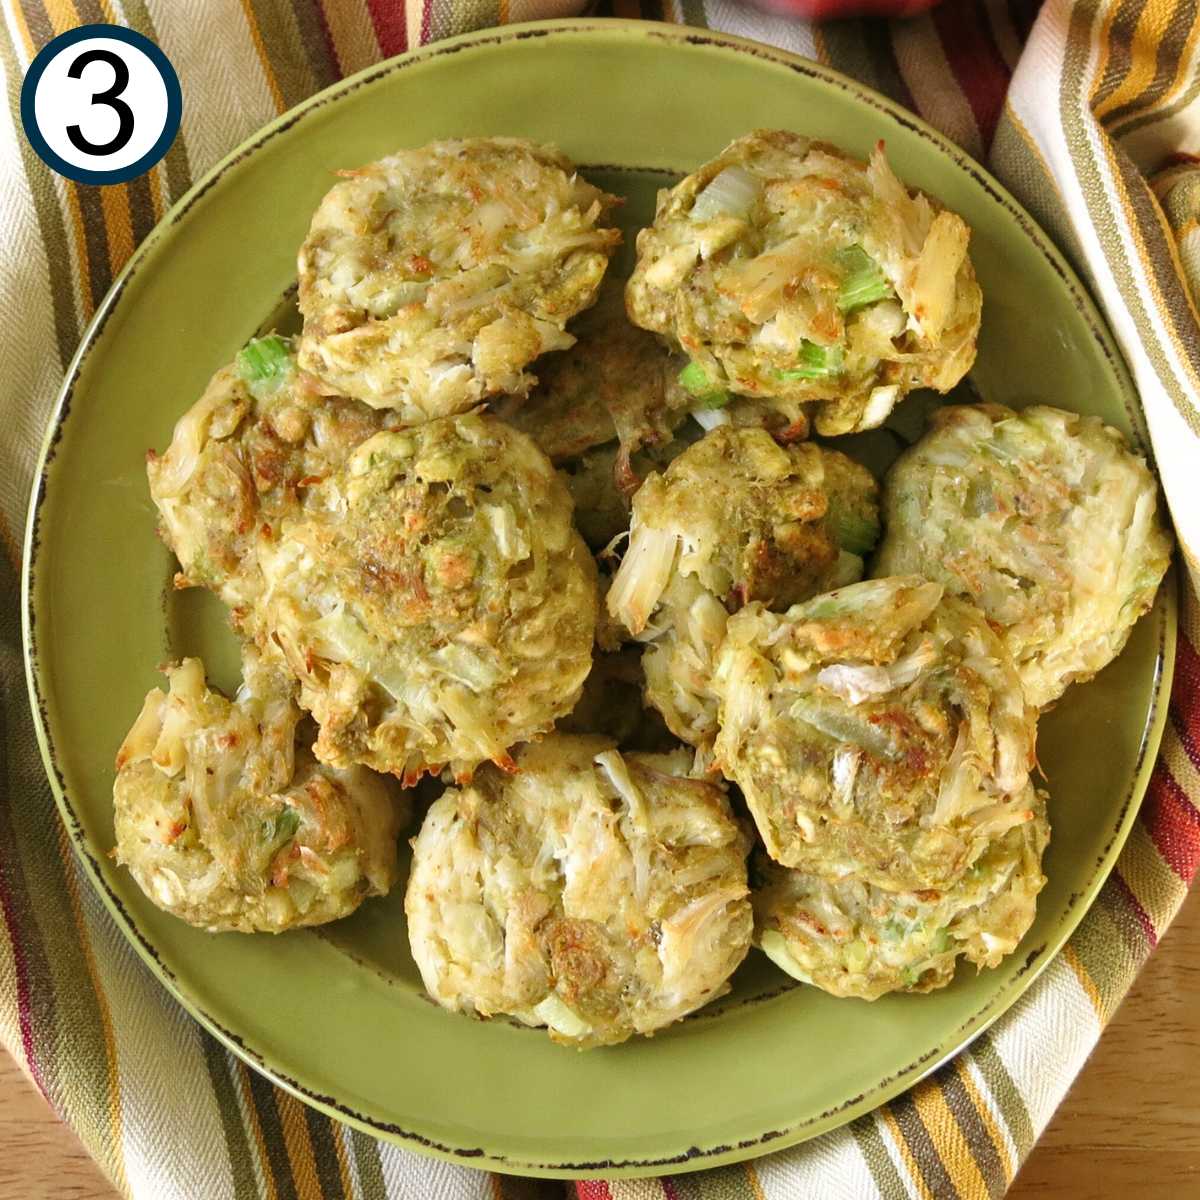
left=21, top=18, right=1178, bottom=1179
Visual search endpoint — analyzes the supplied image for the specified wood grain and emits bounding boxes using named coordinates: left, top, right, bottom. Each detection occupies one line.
left=1, top=887, right=1198, bottom=1199
left=0, top=1055, right=116, bottom=1199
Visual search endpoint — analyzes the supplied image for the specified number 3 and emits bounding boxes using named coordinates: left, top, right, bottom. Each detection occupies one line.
left=66, top=48, right=134, bottom=156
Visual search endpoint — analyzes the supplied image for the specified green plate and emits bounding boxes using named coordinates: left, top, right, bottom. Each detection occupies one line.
left=22, top=19, right=1176, bottom=1179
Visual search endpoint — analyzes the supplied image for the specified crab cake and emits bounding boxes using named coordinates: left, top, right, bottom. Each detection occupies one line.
left=606, top=427, right=880, bottom=749
left=147, top=335, right=394, bottom=610
left=627, top=130, right=981, bottom=437
left=297, top=138, right=621, bottom=419
left=494, top=280, right=695, bottom=549
left=251, top=413, right=597, bottom=784
left=559, top=427, right=698, bottom=552
left=497, top=279, right=689, bottom=464
left=753, top=797, right=1047, bottom=1000
left=405, top=735, right=752, bottom=1047
left=557, top=648, right=676, bottom=752
left=712, top=577, right=1038, bottom=892
left=113, top=652, right=404, bottom=933
left=560, top=443, right=636, bottom=550
left=875, top=404, right=1173, bottom=708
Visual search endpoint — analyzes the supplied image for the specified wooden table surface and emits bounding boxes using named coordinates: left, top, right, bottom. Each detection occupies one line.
left=2, top=888, right=1198, bottom=1200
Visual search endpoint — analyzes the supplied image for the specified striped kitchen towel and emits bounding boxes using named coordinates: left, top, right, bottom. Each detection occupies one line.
left=1, top=2, right=1197, bottom=1199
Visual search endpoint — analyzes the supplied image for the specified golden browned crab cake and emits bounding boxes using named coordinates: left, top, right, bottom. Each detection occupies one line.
left=297, top=138, right=621, bottom=420
left=560, top=443, right=637, bottom=550
left=874, top=404, right=1173, bottom=708
left=558, top=428, right=698, bottom=552
left=494, top=279, right=696, bottom=549
left=606, top=426, right=879, bottom=750
left=495, top=278, right=690, bottom=464
left=557, top=647, right=676, bottom=752
left=251, top=413, right=597, bottom=784
left=113, top=651, right=405, bottom=933
left=627, top=130, right=981, bottom=437
left=405, top=735, right=752, bottom=1047
left=712, top=577, right=1039, bottom=892
left=753, top=796, right=1048, bottom=1000
left=147, top=335, right=394, bottom=610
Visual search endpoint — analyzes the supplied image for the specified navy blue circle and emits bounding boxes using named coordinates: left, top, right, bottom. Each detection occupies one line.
left=20, top=24, right=182, bottom=186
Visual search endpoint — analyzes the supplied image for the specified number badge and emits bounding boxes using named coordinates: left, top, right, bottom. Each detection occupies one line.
left=21, top=24, right=182, bottom=185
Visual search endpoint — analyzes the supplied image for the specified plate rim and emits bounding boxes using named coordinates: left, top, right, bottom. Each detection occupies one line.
left=20, top=16, right=1178, bottom=1179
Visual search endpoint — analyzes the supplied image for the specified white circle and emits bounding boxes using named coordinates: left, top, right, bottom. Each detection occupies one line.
left=33, top=36, right=170, bottom=173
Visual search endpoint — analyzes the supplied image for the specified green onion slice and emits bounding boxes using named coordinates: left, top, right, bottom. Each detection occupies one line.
left=677, top=360, right=729, bottom=408
left=836, top=244, right=894, bottom=312
left=265, top=805, right=301, bottom=846
left=237, top=335, right=293, bottom=389
left=777, top=340, right=844, bottom=381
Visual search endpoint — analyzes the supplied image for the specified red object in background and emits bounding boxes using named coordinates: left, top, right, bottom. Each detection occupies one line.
left=751, top=0, right=940, bottom=16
